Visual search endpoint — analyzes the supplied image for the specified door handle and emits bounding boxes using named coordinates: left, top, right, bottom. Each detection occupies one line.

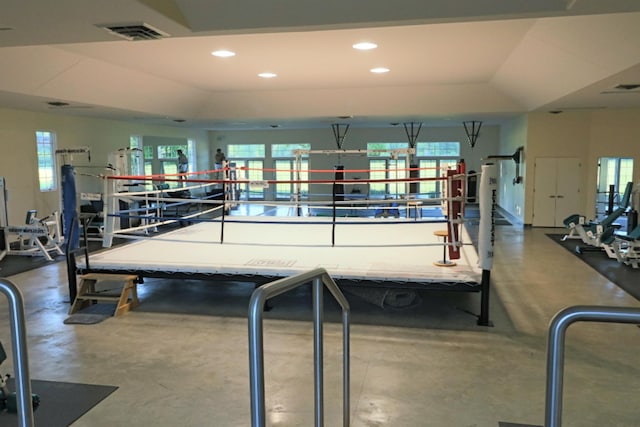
left=557, top=195, right=564, bottom=199
left=549, top=195, right=556, bottom=198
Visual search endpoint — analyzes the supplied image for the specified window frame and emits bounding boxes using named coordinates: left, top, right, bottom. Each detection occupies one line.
left=36, top=130, right=58, bottom=192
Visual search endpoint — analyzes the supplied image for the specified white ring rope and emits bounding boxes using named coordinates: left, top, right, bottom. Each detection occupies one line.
left=101, top=167, right=480, bottom=254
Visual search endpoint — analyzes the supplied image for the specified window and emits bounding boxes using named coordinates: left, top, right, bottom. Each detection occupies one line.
left=419, top=159, right=437, bottom=197
left=271, top=144, right=310, bottom=199
left=596, top=157, right=634, bottom=217
left=416, top=142, right=460, bottom=157
left=233, top=159, right=265, bottom=199
left=228, top=144, right=265, bottom=158
left=129, top=135, right=143, bottom=176
left=36, top=131, right=57, bottom=192
left=143, top=145, right=154, bottom=176
left=227, top=145, right=266, bottom=199
left=368, top=158, right=407, bottom=198
left=415, top=142, right=460, bottom=201
left=275, top=159, right=309, bottom=199
left=158, top=144, right=187, bottom=175
left=271, top=143, right=310, bottom=158
left=187, top=139, right=196, bottom=172
left=366, top=142, right=409, bottom=157
left=366, top=143, right=410, bottom=197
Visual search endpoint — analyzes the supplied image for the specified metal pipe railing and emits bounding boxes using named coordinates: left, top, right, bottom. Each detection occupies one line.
left=248, top=268, right=350, bottom=427
left=0, top=278, right=35, bottom=427
left=545, top=305, right=640, bottom=427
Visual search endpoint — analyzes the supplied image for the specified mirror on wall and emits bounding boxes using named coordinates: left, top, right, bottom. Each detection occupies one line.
left=596, top=157, right=634, bottom=221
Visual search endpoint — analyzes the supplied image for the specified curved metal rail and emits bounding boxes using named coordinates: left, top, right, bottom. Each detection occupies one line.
left=545, top=305, right=640, bottom=427
left=248, top=268, right=350, bottom=427
left=0, top=278, right=35, bottom=427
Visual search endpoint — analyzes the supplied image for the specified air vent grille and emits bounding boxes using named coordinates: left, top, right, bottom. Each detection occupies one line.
left=47, top=101, right=70, bottom=107
left=99, top=23, right=169, bottom=41
left=614, top=84, right=640, bottom=91
left=601, top=83, right=640, bottom=94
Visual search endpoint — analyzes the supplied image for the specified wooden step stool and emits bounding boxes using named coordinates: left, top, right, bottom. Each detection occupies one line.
left=69, top=273, right=139, bottom=317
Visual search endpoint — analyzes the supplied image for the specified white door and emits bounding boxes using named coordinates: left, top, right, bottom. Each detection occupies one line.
left=533, top=158, right=558, bottom=227
left=555, top=158, right=581, bottom=225
left=532, top=157, right=581, bottom=227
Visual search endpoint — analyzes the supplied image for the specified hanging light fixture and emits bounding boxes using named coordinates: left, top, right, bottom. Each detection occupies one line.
left=463, top=121, right=483, bottom=149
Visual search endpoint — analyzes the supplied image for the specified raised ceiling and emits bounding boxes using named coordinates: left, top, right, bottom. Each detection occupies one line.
left=0, top=0, right=639, bottom=129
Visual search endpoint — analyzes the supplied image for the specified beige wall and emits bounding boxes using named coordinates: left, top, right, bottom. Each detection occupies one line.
left=588, top=109, right=640, bottom=213
left=523, top=108, right=640, bottom=225
left=0, top=107, right=209, bottom=225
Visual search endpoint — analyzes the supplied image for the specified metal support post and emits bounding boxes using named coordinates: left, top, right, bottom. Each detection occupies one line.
left=0, top=278, right=35, bottom=427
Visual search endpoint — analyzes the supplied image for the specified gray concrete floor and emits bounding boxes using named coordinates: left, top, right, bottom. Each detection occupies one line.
left=1, top=225, right=639, bottom=426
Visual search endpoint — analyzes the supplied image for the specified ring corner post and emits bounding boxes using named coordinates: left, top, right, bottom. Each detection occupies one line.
left=477, top=163, right=497, bottom=327
left=477, top=269, right=492, bottom=326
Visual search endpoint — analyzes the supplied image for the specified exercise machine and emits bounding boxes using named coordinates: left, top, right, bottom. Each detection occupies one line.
left=607, top=224, right=640, bottom=268
left=563, top=182, right=633, bottom=253
left=1, top=177, right=63, bottom=262
left=0, top=340, right=40, bottom=413
left=7, top=210, right=64, bottom=261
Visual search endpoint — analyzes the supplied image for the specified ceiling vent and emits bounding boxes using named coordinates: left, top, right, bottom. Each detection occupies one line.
left=46, top=101, right=92, bottom=110
left=601, top=83, right=640, bottom=94
left=99, top=23, right=169, bottom=41
left=47, top=101, right=69, bottom=107
left=614, top=84, right=640, bottom=91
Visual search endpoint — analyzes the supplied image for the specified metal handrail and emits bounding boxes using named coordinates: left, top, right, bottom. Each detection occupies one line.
left=0, top=278, right=35, bottom=427
left=248, top=268, right=350, bottom=427
left=545, top=305, right=640, bottom=427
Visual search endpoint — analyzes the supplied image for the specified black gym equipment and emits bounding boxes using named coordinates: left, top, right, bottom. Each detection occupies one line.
left=0, top=340, right=40, bottom=414
left=486, top=146, right=524, bottom=185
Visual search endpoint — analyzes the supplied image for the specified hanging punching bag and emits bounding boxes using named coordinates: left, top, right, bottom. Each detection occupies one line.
left=61, top=164, right=80, bottom=251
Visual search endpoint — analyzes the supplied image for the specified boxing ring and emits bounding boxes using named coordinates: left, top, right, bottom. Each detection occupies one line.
left=68, top=157, right=497, bottom=324
left=81, top=217, right=481, bottom=286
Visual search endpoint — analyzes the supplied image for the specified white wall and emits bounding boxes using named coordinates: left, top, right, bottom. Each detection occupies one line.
left=498, top=115, right=528, bottom=222
left=0, top=107, right=209, bottom=225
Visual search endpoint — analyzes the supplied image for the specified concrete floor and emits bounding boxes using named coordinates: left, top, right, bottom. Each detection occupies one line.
left=1, top=224, right=639, bottom=426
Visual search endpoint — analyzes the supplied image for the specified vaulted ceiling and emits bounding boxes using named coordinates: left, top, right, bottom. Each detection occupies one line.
left=0, top=0, right=639, bottom=129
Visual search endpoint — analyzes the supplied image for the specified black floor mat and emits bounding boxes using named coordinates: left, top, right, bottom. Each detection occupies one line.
left=547, top=234, right=640, bottom=301
left=0, top=239, right=124, bottom=277
left=63, top=302, right=116, bottom=324
left=0, top=379, right=117, bottom=427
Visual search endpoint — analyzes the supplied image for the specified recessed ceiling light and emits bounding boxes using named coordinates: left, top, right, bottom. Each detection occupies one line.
left=212, top=50, right=236, bottom=57
left=353, top=42, right=377, bottom=50
left=370, top=67, right=390, bottom=74
left=258, top=72, right=277, bottom=78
